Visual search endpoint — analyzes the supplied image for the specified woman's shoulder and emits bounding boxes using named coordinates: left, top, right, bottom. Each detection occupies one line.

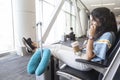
left=98, top=32, right=116, bottom=44
left=102, top=32, right=113, bottom=36
left=100, top=32, right=115, bottom=39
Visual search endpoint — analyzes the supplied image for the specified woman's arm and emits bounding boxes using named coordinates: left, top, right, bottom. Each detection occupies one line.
left=81, top=24, right=96, bottom=60
left=85, top=38, right=95, bottom=60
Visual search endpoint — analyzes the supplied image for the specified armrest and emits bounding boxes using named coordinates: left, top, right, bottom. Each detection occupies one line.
left=76, top=59, right=108, bottom=74
left=75, top=59, right=107, bottom=68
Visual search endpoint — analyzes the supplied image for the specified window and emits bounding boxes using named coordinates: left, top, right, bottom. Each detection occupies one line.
left=0, top=0, right=14, bottom=53
left=62, top=1, right=76, bottom=35
left=35, top=0, right=76, bottom=44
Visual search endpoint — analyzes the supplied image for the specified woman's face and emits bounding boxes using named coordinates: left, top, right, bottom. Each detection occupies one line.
left=90, top=15, right=101, bottom=27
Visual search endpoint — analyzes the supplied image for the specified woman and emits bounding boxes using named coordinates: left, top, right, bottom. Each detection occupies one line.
left=51, top=7, right=117, bottom=71
left=81, top=8, right=117, bottom=61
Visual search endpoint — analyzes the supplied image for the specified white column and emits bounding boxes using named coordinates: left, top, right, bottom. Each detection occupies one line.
left=80, top=9, right=88, bottom=36
left=12, top=0, right=36, bottom=56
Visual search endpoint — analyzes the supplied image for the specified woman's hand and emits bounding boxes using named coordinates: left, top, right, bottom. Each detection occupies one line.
left=89, top=24, right=97, bottom=37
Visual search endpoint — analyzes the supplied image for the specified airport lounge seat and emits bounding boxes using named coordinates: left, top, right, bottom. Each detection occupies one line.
left=56, top=31, right=120, bottom=80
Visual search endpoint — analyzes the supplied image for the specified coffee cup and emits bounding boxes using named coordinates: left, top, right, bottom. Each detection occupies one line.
left=71, top=41, right=82, bottom=56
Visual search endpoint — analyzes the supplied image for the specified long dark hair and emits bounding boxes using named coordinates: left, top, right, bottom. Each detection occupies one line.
left=91, top=7, right=117, bottom=40
left=110, top=12, right=117, bottom=35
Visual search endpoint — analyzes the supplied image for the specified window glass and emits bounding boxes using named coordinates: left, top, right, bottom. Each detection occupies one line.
left=62, top=1, right=70, bottom=13
left=0, top=0, right=14, bottom=53
left=44, top=0, right=55, bottom=5
left=36, top=0, right=76, bottom=44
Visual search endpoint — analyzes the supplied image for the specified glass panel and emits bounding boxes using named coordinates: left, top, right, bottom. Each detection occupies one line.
left=62, top=1, right=70, bottom=13
left=71, top=4, right=75, bottom=15
left=43, top=2, right=54, bottom=29
left=72, top=15, right=76, bottom=31
left=0, top=0, right=14, bottom=53
left=36, top=0, right=77, bottom=44
left=35, top=0, right=55, bottom=35
left=44, top=0, right=55, bottom=5
left=45, top=11, right=66, bottom=44
left=65, top=13, right=71, bottom=34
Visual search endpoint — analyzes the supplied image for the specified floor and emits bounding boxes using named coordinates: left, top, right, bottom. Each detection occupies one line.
left=0, top=52, right=70, bottom=80
left=0, top=37, right=87, bottom=80
left=0, top=53, right=36, bottom=80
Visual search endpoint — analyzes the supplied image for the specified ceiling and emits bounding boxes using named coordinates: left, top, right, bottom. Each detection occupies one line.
left=80, top=0, right=120, bottom=17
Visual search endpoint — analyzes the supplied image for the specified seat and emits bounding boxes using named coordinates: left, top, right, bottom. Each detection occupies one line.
left=56, top=31, right=120, bottom=80
left=69, top=33, right=76, bottom=41
left=57, top=65, right=99, bottom=80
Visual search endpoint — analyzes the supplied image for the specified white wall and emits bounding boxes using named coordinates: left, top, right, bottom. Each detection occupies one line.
left=12, top=0, right=36, bottom=55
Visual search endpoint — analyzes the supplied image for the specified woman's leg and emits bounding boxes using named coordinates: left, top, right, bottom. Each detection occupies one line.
left=46, top=44, right=91, bottom=71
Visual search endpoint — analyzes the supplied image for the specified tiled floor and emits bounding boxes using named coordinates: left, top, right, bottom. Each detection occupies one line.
left=0, top=37, right=87, bottom=80
left=0, top=53, right=35, bottom=80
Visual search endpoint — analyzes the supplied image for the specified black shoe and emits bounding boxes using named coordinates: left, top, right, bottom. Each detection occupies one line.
left=22, top=37, right=36, bottom=51
left=27, top=38, right=33, bottom=44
